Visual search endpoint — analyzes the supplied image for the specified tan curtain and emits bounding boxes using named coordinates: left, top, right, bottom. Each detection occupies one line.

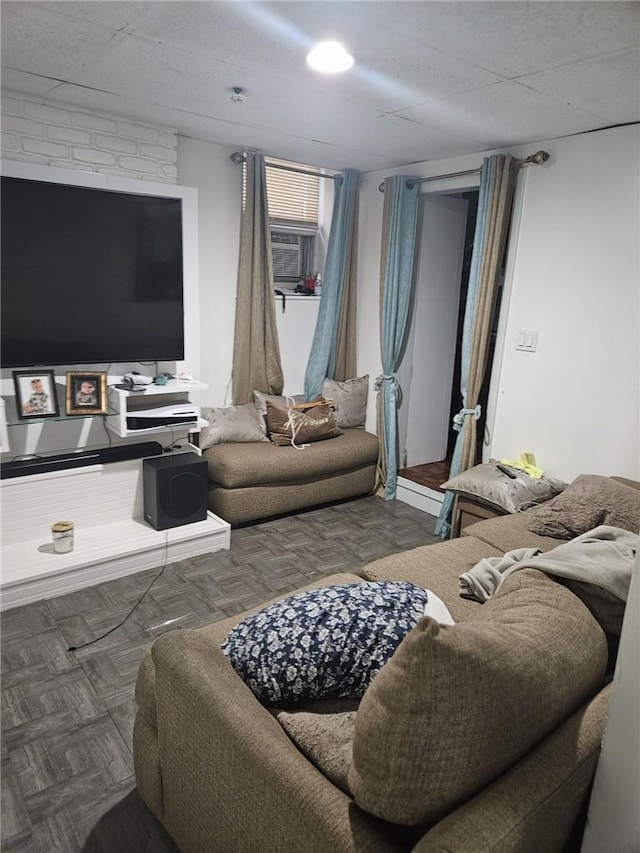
left=436, top=153, right=518, bottom=537
left=458, top=155, right=517, bottom=472
left=332, top=218, right=358, bottom=383
left=232, top=152, right=284, bottom=404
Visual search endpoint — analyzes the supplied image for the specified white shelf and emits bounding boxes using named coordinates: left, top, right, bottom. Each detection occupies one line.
left=1, top=458, right=230, bottom=610
left=107, top=378, right=208, bottom=438
left=2, top=513, right=230, bottom=611
left=109, top=378, right=208, bottom=398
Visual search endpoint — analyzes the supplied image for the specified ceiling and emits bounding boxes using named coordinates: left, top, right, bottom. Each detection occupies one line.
left=2, top=1, right=639, bottom=172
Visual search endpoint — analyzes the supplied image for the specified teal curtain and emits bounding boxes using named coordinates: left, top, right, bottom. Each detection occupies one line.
left=376, top=175, right=421, bottom=500
left=436, top=154, right=517, bottom=538
left=304, top=170, right=359, bottom=400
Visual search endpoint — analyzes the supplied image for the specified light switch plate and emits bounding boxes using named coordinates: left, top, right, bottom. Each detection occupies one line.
left=516, top=329, right=538, bottom=352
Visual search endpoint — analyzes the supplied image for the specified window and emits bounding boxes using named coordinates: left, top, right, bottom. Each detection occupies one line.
left=265, top=158, right=319, bottom=229
left=243, top=156, right=323, bottom=284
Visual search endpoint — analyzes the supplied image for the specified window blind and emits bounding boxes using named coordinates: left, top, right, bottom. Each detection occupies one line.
left=265, top=158, right=320, bottom=228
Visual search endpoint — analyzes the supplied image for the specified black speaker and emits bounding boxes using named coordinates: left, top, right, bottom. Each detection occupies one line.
left=143, top=453, right=208, bottom=531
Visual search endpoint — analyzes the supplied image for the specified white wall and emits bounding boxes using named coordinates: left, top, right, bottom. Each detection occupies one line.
left=581, top=550, right=640, bottom=853
left=176, top=136, right=241, bottom=407
left=490, top=126, right=639, bottom=481
left=357, top=124, right=640, bottom=482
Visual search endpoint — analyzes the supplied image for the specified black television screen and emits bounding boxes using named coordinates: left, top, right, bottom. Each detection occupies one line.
left=1, top=176, right=185, bottom=368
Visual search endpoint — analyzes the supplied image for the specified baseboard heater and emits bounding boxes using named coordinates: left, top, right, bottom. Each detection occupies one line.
left=1, top=441, right=163, bottom=479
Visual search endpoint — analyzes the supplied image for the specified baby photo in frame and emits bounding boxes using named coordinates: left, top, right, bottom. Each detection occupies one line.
left=13, top=370, right=60, bottom=420
left=65, top=372, right=108, bottom=416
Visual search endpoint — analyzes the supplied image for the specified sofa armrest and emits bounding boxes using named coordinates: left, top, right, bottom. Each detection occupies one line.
left=412, top=685, right=611, bottom=853
left=147, top=629, right=402, bottom=853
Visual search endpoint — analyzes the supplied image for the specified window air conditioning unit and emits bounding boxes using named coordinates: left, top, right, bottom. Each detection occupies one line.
left=272, top=232, right=301, bottom=279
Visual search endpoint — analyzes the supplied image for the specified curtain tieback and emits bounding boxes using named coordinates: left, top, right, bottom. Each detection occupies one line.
left=453, top=404, right=481, bottom=431
left=375, top=373, right=398, bottom=392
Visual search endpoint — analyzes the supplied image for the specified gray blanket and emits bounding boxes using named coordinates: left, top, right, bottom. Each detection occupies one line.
left=459, top=525, right=638, bottom=603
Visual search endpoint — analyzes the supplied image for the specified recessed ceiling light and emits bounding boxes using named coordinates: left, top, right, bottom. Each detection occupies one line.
left=306, top=41, right=354, bottom=74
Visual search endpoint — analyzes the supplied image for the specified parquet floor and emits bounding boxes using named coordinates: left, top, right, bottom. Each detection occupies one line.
left=1, top=496, right=438, bottom=852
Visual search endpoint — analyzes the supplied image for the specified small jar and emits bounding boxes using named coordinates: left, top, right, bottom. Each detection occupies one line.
left=52, top=521, right=74, bottom=554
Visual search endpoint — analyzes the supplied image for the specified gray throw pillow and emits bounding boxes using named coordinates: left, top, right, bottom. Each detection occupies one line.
left=527, top=474, right=640, bottom=539
left=322, top=376, right=369, bottom=429
left=200, top=403, right=269, bottom=449
left=441, top=462, right=566, bottom=514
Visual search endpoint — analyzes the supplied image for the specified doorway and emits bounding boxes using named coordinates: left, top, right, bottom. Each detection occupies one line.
left=398, top=187, right=485, bottom=492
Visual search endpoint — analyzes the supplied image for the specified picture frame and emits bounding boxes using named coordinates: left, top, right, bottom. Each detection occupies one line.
left=65, top=371, right=108, bottom=416
left=12, top=370, right=60, bottom=420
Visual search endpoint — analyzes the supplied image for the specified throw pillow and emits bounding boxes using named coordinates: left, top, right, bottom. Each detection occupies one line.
left=252, top=390, right=305, bottom=430
left=322, top=376, right=369, bottom=428
left=221, top=581, right=432, bottom=707
left=199, top=403, right=269, bottom=450
left=348, top=568, right=607, bottom=826
left=527, top=474, right=640, bottom=539
left=441, top=462, right=566, bottom=514
left=265, top=399, right=343, bottom=447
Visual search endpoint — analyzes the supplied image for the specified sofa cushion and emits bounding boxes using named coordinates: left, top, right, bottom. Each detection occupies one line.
left=266, top=399, right=343, bottom=446
left=322, top=375, right=369, bottom=429
left=204, top=428, right=379, bottom=489
left=200, top=402, right=269, bottom=448
left=277, top=709, right=356, bottom=795
left=221, top=581, right=433, bottom=707
left=348, top=568, right=607, bottom=826
left=527, top=474, right=640, bottom=539
left=462, top=510, right=564, bottom=552
left=441, top=462, right=566, bottom=514
left=359, top=536, right=503, bottom=623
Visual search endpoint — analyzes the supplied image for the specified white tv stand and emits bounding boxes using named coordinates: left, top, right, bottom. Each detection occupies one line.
left=1, top=456, right=230, bottom=611
left=107, top=377, right=209, bottom=438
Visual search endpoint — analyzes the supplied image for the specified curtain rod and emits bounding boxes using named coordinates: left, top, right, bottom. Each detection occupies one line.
left=377, top=150, right=549, bottom=192
left=230, top=151, right=338, bottom=181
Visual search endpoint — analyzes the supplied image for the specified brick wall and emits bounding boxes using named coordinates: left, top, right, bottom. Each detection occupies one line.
left=1, top=91, right=178, bottom=183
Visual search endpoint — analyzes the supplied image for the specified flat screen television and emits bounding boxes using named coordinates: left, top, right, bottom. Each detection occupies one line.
left=1, top=176, right=185, bottom=368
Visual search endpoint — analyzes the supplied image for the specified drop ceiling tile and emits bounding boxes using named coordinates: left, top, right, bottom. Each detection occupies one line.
left=318, top=114, right=486, bottom=164
left=347, top=1, right=640, bottom=78
left=519, top=49, right=640, bottom=124
left=0, top=3, right=118, bottom=80
left=13, top=0, right=151, bottom=31
left=49, top=82, right=389, bottom=171
left=399, top=81, right=607, bottom=148
left=131, top=1, right=502, bottom=114
left=73, top=35, right=382, bottom=136
left=1, top=70, right=64, bottom=97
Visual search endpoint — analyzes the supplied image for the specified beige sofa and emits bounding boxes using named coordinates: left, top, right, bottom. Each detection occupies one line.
left=204, top=428, right=379, bottom=525
left=133, top=475, right=638, bottom=852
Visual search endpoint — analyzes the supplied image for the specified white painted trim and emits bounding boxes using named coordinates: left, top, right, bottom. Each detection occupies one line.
left=396, top=477, right=444, bottom=517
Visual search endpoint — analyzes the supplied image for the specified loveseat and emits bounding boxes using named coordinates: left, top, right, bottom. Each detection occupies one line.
left=200, top=380, right=378, bottom=526
left=204, top=428, right=379, bottom=525
left=133, top=474, right=639, bottom=853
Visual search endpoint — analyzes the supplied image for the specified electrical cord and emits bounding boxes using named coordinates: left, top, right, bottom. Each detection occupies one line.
left=67, top=531, right=169, bottom=652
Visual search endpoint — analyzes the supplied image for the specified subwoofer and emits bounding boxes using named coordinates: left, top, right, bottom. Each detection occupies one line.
left=143, top=453, right=208, bottom=530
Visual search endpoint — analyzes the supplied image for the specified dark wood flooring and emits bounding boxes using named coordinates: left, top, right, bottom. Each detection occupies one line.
left=398, top=459, right=451, bottom=493
left=1, top=496, right=437, bottom=853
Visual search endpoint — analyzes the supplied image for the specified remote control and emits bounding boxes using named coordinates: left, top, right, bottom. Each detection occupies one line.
left=496, top=463, right=517, bottom=478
